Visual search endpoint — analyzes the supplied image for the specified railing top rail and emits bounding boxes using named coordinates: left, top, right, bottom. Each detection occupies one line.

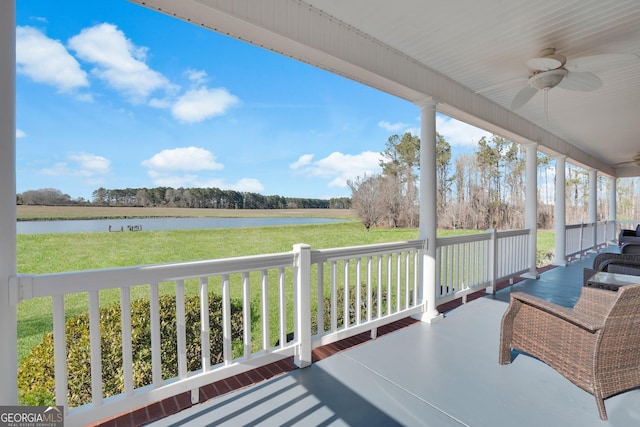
left=495, top=228, right=530, bottom=238
left=436, top=228, right=531, bottom=247
left=311, top=240, right=424, bottom=263
left=565, top=221, right=606, bottom=230
left=14, top=240, right=430, bottom=301
left=437, top=232, right=490, bottom=246
left=14, top=251, right=294, bottom=300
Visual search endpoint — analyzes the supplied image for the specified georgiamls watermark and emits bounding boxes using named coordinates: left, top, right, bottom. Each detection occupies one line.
left=0, top=406, right=63, bottom=427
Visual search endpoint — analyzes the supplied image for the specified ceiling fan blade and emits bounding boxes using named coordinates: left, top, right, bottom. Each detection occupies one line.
left=614, top=160, right=634, bottom=167
left=557, top=72, right=602, bottom=91
left=511, top=86, right=537, bottom=110
left=565, top=53, right=640, bottom=71
left=613, top=153, right=640, bottom=167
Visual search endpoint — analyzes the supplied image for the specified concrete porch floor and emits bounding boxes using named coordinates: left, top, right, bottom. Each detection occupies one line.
left=147, top=248, right=640, bottom=426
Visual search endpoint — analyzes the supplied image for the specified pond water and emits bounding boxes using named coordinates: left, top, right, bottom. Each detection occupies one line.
left=17, top=217, right=345, bottom=234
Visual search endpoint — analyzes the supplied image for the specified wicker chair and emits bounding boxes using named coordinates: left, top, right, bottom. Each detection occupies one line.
left=499, top=284, right=640, bottom=420
left=592, top=252, right=640, bottom=276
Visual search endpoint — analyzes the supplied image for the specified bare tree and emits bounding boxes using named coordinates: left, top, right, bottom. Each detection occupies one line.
left=436, top=132, right=452, bottom=220
left=618, top=177, right=640, bottom=220
left=348, top=174, right=385, bottom=230
left=18, top=188, right=72, bottom=205
left=379, top=173, right=404, bottom=227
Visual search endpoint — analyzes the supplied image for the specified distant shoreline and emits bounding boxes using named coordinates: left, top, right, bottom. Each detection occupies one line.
left=17, top=205, right=356, bottom=221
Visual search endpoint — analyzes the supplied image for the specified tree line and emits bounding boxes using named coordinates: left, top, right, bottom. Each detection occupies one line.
left=16, top=141, right=640, bottom=226
left=349, top=132, right=640, bottom=230
left=16, top=187, right=351, bottom=210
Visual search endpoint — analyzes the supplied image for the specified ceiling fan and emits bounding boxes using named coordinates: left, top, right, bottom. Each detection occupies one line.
left=511, top=48, right=639, bottom=111
left=614, top=152, right=640, bottom=168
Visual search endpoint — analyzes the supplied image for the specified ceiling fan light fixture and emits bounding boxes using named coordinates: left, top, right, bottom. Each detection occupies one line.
left=526, top=48, right=567, bottom=70
left=529, top=69, right=568, bottom=90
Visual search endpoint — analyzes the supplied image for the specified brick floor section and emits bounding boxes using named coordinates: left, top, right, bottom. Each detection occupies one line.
left=89, top=317, right=419, bottom=427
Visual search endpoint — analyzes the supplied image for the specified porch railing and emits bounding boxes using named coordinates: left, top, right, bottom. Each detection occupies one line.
left=12, top=240, right=425, bottom=427
left=12, top=228, right=539, bottom=426
left=565, top=220, right=616, bottom=260
left=435, top=228, right=530, bottom=304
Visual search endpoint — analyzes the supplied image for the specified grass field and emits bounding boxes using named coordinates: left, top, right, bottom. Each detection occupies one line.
left=15, top=206, right=555, bottom=364
left=16, top=215, right=416, bottom=363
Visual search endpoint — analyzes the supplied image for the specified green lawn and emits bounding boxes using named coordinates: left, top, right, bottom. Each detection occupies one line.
left=17, top=222, right=417, bottom=362
left=17, top=223, right=555, bottom=363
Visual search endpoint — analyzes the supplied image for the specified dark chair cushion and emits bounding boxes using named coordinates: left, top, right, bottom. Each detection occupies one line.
left=621, top=243, right=640, bottom=254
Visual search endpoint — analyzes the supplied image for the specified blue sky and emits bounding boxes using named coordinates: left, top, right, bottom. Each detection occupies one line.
left=15, top=1, right=492, bottom=201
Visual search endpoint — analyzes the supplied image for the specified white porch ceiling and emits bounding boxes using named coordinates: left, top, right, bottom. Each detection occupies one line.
left=132, top=0, right=640, bottom=177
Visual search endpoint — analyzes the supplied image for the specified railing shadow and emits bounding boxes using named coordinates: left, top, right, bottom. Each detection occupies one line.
left=160, top=366, right=404, bottom=426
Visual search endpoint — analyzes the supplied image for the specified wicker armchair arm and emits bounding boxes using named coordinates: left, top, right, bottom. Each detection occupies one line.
left=599, top=259, right=640, bottom=275
left=593, top=253, right=640, bottom=271
left=510, top=292, right=604, bottom=332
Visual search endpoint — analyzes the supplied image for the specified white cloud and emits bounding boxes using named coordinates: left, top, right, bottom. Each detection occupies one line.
left=186, top=69, right=208, bottom=85
left=16, top=26, right=89, bottom=92
left=40, top=152, right=110, bottom=177
left=171, top=87, right=240, bottom=123
left=142, top=147, right=221, bottom=187
left=141, top=147, right=224, bottom=172
left=68, top=23, right=171, bottom=102
left=68, top=153, right=111, bottom=175
left=151, top=69, right=240, bottom=123
left=289, top=154, right=314, bottom=170
left=378, top=120, right=408, bottom=132
left=230, top=178, right=264, bottom=193
left=16, top=129, right=26, bottom=138
left=141, top=147, right=263, bottom=191
left=148, top=98, right=171, bottom=109
left=291, top=151, right=383, bottom=188
left=21, top=24, right=238, bottom=123
left=436, top=115, right=492, bottom=147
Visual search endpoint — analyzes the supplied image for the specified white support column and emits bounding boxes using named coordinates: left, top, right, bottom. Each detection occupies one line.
left=415, top=97, right=442, bottom=323
left=522, top=143, right=539, bottom=278
left=589, top=169, right=597, bottom=250
left=609, top=177, right=617, bottom=243
left=553, top=156, right=567, bottom=266
left=0, top=0, right=18, bottom=404
left=293, top=243, right=311, bottom=368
